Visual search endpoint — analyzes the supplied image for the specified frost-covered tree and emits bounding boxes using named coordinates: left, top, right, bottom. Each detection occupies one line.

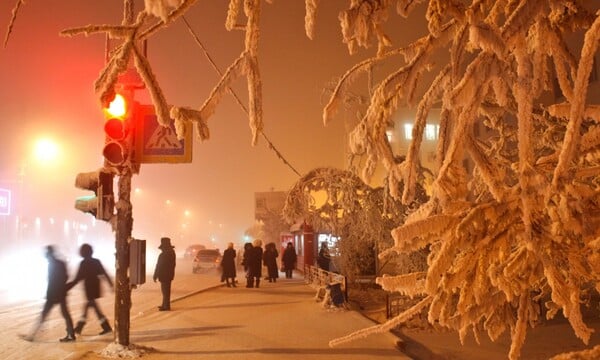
left=282, top=166, right=428, bottom=281
left=283, top=167, right=386, bottom=280
left=5, top=0, right=600, bottom=358
left=317, top=1, right=600, bottom=359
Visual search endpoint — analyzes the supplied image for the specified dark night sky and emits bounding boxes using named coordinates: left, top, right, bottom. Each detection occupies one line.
left=0, top=1, right=426, bottom=248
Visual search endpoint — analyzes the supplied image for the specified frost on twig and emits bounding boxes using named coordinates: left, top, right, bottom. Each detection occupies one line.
left=58, top=0, right=264, bottom=145
left=3, top=0, right=24, bottom=48
left=321, top=1, right=600, bottom=359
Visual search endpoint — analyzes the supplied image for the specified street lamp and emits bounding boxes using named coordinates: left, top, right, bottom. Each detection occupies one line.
left=33, top=137, right=60, bottom=165
left=16, top=136, right=63, bottom=241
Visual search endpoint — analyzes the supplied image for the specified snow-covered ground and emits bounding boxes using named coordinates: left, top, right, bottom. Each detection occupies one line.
left=1, top=262, right=406, bottom=360
left=3, top=258, right=600, bottom=360
left=0, top=259, right=223, bottom=360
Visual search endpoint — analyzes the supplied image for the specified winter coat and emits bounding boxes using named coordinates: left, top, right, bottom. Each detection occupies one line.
left=247, top=246, right=263, bottom=278
left=241, top=243, right=253, bottom=271
left=282, top=246, right=297, bottom=271
left=154, top=248, right=176, bottom=282
left=46, top=257, right=68, bottom=304
left=317, top=248, right=331, bottom=271
left=221, top=248, right=237, bottom=278
left=67, top=257, right=112, bottom=300
left=263, top=248, right=279, bottom=279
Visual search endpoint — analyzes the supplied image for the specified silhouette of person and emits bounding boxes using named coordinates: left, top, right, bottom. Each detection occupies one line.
left=66, top=243, right=114, bottom=335
left=317, top=242, right=331, bottom=271
left=241, top=242, right=253, bottom=287
left=282, top=242, right=297, bottom=279
left=221, top=242, right=237, bottom=287
left=23, top=245, right=75, bottom=342
left=246, top=239, right=263, bottom=288
left=153, top=237, right=176, bottom=311
left=263, top=242, right=279, bottom=282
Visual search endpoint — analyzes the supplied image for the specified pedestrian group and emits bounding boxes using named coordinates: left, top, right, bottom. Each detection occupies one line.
left=23, top=237, right=299, bottom=342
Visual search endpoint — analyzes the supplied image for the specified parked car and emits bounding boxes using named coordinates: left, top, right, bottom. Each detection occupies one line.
left=184, top=244, right=206, bottom=260
left=192, top=249, right=222, bottom=273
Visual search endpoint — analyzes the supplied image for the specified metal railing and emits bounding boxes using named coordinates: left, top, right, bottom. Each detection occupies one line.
left=303, top=264, right=348, bottom=301
left=386, top=293, right=403, bottom=319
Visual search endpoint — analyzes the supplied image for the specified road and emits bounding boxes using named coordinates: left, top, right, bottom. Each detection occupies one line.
left=0, top=260, right=406, bottom=360
left=0, top=259, right=223, bottom=359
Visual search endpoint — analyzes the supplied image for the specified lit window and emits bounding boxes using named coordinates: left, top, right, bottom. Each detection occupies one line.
left=386, top=130, right=393, bottom=142
left=425, top=124, right=439, bottom=140
left=404, top=124, right=413, bottom=140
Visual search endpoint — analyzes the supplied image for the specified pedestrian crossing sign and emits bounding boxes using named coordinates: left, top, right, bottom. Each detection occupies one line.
left=135, top=104, right=193, bottom=164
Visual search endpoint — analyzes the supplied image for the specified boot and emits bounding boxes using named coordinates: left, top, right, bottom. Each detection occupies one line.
left=99, top=318, right=112, bottom=335
left=74, top=320, right=85, bottom=335
left=246, top=277, right=254, bottom=288
left=231, top=278, right=237, bottom=287
left=255, top=279, right=260, bottom=288
left=59, top=334, right=76, bottom=342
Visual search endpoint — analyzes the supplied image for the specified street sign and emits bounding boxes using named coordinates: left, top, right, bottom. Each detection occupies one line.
left=0, top=188, right=11, bottom=216
left=135, top=104, right=193, bottom=164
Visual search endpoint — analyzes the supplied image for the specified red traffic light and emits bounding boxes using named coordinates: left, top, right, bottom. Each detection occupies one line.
left=103, top=118, right=127, bottom=166
left=105, top=94, right=127, bottom=118
left=103, top=94, right=136, bottom=168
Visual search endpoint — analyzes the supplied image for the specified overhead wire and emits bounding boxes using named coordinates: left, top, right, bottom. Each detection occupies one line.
left=181, top=15, right=302, bottom=178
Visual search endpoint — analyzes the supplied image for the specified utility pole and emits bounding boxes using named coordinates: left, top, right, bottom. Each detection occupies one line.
left=114, top=166, right=133, bottom=345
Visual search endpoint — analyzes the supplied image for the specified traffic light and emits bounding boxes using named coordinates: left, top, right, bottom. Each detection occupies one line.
left=103, top=93, right=136, bottom=169
left=74, top=169, right=114, bottom=221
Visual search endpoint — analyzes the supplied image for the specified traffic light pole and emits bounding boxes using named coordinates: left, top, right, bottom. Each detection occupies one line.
left=114, top=167, right=133, bottom=346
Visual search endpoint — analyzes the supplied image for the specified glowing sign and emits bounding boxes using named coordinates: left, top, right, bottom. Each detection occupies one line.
left=0, top=188, right=11, bottom=216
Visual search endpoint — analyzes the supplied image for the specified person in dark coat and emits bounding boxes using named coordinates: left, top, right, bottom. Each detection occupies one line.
left=317, top=242, right=331, bottom=271
left=241, top=242, right=253, bottom=287
left=246, top=239, right=263, bottom=288
left=263, top=242, right=279, bottom=283
left=66, top=243, right=114, bottom=335
left=23, top=245, right=75, bottom=342
left=221, top=242, right=237, bottom=287
left=282, top=242, right=297, bottom=279
left=153, top=237, right=176, bottom=311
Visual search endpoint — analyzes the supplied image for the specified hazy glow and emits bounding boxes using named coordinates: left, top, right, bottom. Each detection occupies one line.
left=0, top=248, right=48, bottom=303
left=106, top=94, right=126, bottom=118
left=33, top=138, right=59, bottom=164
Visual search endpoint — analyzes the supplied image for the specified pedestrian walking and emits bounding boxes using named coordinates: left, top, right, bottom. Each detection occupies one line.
left=317, top=242, right=331, bottom=271
left=66, top=243, right=114, bottom=336
left=153, top=237, right=176, bottom=311
left=221, top=242, right=237, bottom=287
left=263, top=242, right=279, bottom=282
left=23, top=245, right=76, bottom=342
left=246, top=239, right=263, bottom=288
left=282, top=242, right=297, bottom=279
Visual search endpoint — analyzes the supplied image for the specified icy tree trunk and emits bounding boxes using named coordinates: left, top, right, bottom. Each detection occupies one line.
left=114, top=169, right=133, bottom=345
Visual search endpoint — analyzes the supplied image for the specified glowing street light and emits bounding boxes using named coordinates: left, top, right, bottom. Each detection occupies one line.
left=33, top=137, right=60, bottom=165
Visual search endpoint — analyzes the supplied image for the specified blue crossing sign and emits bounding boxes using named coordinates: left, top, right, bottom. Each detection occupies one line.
left=135, top=104, right=193, bottom=164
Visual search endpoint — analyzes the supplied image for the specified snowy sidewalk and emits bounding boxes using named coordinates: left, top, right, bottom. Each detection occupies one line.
left=74, top=277, right=406, bottom=359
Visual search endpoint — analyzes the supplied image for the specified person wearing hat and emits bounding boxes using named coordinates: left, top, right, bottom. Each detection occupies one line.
left=153, top=237, right=176, bottom=311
